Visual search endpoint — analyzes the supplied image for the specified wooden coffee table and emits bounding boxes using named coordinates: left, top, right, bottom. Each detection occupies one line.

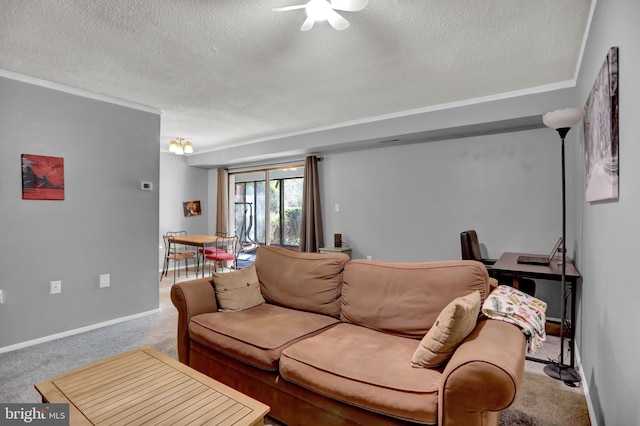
left=35, top=347, right=269, bottom=426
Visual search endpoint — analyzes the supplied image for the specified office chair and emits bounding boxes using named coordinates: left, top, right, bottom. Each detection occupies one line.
left=460, top=230, right=536, bottom=296
left=460, top=230, right=497, bottom=268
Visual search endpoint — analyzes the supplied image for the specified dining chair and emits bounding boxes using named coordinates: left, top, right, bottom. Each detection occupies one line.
left=197, top=232, right=228, bottom=254
left=197, top=232, right=227, bottom=273
left=205, top=235, right=239, bottom=273
left=162, top=232, right=197, bottom=284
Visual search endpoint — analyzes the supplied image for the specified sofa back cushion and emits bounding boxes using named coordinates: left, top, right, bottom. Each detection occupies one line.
left=255, top=245, right=350, bottom=317
left=341, top=260, right=490, bottom=338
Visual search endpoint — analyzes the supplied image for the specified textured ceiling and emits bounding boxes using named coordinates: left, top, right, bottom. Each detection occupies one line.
left=0, top=0, right=592, bottom=156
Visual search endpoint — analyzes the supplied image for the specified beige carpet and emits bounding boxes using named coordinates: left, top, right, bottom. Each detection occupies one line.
left=503, top=369, right=591, bottom=426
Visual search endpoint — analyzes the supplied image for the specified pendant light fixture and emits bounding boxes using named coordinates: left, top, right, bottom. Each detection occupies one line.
left=168, top=137, right=194, bottom=155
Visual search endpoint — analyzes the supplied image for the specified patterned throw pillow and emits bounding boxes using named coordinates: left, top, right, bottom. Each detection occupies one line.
left=411, top=290, right=481, bottom=368
left=210, top=264, right=265, bottom=312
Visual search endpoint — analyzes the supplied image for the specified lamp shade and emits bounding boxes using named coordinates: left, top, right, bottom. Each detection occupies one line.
left=183, top=141, right=193, bottom=154
left=168, top=140, right=178, bottom=153
left=542, top=108, right=585, bottom=130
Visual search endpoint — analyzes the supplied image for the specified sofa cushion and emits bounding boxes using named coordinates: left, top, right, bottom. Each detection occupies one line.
left=254, top=245, right=349, bottom=317
left=280, top=323, right=440, bottom=424
left=210, top=264, right=265, bottom=312
left=189, top=303, right=339, bottom=371
left=411, top=290, right=481, bottom=368
left=341, top=260, right=490, bottom=338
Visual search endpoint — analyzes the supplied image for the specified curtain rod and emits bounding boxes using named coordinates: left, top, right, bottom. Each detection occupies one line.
left=226, top=156, right=322, bottom=173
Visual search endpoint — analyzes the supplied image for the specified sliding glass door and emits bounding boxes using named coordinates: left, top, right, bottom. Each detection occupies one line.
left=231, top=165, right=303, bottom=250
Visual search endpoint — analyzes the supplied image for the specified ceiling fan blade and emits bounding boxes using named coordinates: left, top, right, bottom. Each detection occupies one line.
left=300, top=16, right=315, bottom=31
left=273, top=4, right=307, bottom=12
left=326, top=9, right=350, bottom=30
left=330, top=0, right=368, bottom=12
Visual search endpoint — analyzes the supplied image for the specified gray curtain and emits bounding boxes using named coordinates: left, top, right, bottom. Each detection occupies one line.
left=300, top=156, right=324, bottom=252
left=216, top=168, right=228, bottom=235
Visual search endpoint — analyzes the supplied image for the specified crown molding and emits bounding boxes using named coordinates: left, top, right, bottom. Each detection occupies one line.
left=0, top=68, right=161, bottom=115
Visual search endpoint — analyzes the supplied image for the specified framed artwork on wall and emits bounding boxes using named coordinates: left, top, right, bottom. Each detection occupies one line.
left=583, top=46, right=619, bottom=203
left=21, top=154, right=65, bottom=200
left=183, top=200, right=202, bottom=217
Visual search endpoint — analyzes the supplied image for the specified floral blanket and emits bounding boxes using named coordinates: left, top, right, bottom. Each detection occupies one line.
left=482, top=285, right=547, bottom=354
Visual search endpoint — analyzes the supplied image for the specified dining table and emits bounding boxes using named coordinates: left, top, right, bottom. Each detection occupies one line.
left=168, top=234, right=222, bottom=278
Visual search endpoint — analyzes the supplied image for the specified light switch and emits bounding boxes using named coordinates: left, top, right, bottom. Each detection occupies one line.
left=100, top=274, right=110, bottom=288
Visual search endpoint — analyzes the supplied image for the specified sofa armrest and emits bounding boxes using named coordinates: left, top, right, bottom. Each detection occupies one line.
left=170, top=277, right=218, bottom=365
left=438, top=318, right=526, bottom=426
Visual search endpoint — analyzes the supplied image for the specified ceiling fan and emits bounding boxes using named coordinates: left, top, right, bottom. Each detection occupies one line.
left=273, top=0, right=368, bottom=31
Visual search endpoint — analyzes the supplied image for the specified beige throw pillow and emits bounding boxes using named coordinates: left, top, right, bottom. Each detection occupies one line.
left=210, top=264, right=265, bottom=312
left=411, top=290, right=481, bottom=368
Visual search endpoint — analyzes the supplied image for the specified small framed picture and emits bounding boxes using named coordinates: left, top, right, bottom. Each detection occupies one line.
left=183, top=200, right=202, bottom=216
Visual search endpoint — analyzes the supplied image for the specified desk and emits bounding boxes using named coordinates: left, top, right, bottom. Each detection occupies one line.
left=169, top=234, right=221, bottom=278
left=492, top=252, right=581, bottom=370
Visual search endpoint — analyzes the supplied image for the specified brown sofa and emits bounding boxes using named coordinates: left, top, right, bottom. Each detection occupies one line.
left=171, top=246, right=526, bottom=426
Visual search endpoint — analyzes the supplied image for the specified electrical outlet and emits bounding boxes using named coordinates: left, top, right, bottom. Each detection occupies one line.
left=0, top=289, right=4, bottom=305
left=99, top=274, right=110, bottom=288
left=50, top=280, right=61, bottom=294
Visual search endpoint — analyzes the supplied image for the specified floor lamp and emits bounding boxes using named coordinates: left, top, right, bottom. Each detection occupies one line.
left=541, top=107, right=585, bottom=384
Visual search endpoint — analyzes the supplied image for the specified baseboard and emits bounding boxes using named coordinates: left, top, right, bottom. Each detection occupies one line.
left=575, top=346, right=598, bottom=426
left=0, top=308, right=160, bottom=355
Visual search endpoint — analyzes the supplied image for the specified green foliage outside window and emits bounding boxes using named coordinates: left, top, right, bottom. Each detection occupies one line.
left=269, top=207, right=302, bottom=246
left=236, top=176, right=303, bottom=248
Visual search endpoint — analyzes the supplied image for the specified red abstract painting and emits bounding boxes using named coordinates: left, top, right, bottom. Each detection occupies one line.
left=21, top=154, right=65, bottom=200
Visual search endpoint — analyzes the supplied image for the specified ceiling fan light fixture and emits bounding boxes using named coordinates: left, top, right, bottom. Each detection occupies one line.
left=306, top=0, right=332, bottom=21
left=275, top=0, right=366, bottom=31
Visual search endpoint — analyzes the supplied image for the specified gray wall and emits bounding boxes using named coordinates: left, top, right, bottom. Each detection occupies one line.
left=321, top=129, right=562, bottom=262
left=158, top=153, right=209, bottom=269
left=572, top=0, right=640, bottom=424
left=320, top=128, right=566, bottom=318
left=0, top=76, right=160, bottom=349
